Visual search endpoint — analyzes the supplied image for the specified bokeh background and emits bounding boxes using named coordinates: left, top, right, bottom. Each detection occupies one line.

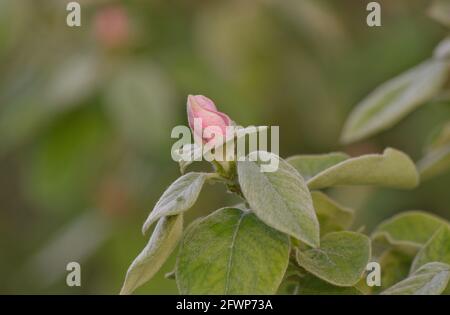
left=0, top=0, right=449, bottom=294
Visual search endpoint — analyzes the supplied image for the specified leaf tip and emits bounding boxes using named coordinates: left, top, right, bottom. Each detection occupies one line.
left=141, top=219, right=151, bottom=235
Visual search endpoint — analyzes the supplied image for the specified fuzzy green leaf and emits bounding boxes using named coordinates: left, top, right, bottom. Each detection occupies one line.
left=120, top=215, right=183, bottom=295
left=172, top=144, right=202, bottom=174
left=307, top=148, right=419, bottom=190
left=237, top=151, right=320, bottom=247
left=340, top=60, right=448, bottom=144
left=286, top=152, right=349, bottom=180
left=296, top=231, right=371, bottom=286
left=411, top=225, right=450, bottom=273
left=311, top=191, right=354, bottom=236
left=142, top=172, right=207, bottom=234
left=372, top=211, right=448, bottom=249
left=176, top=207, right=290, bottom=294
left=381, top=262, right=450, bottom=295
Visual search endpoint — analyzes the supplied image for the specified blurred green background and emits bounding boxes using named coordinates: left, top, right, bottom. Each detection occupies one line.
left=0, top=0, right=449, bottom=294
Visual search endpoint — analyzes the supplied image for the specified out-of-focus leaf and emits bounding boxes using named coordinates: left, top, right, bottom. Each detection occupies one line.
left=44, top=53, right=101, bottom=108
left=372, top=211, right=448, bottom=249
left=104, top=62, right=175, bottom=152
left=21, top=211, right=112, bottom=288
left=142, top=172, right=207, bottom=234
left=340, top=60, right=448, bottom=144
left=428, top=0, right=450, bottom=28
left=271, top=0, right=349, bottom=51
left=307, top=148, right=419, bottom=190
left=176, top=207, right=290, bottom=294
left=418, top=145, right=450, bottom=180
left=288, top=273, right=363, bottom=295
left=296, top=231, right=371, bottom=286
left=287, top=152, right=349, bottom=180
left=24, top=107, right=112, bottom=211
left=374, top=248, right=414, bottom=293
left=311, top=191, right=354, bottom=236
left=120, top=215, right=183, bottom=295
left=411, top=225, right=450, bottom=272
left=424, top=121, right=450, bottom=153
left=0, top=0, right=28, bottom=57
left=419, top=121, right=450, bottom=180
left=237, top=151, right=320, bottom=247
left=433, top=36, right=450, bottom=60
left=381, top=262, right=450, bottom=295
left=0, top=52, right=100, bottom=155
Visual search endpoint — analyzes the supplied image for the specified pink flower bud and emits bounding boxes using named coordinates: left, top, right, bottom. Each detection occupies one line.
left=187, top=95, right=232, bottom=144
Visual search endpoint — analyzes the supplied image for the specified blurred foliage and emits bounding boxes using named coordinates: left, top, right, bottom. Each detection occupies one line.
left=0, top=0, right=449, bottom=294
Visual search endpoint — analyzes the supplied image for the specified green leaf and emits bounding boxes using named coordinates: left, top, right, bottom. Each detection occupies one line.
left=374, top=248, right=415, bottom=293
left=372, top=211, right=448, bottom=249
left=176, top=207, right=290, bottom=294
left=424, top=121, right=450, bottom=153
left=420, top=121, right=450, bottom=181
left=286, top=152, right=349, bottom=180
left=433, top=37, right=450, bottom=60
left=104, top=62, right=175, bottom=152
left=172, top=144, right=202, bottom=174
left=411, top=225, right=450, bottom=273
left=381, top=262, right=450, bottom=295
left=307, top=148, right=419, bottom=190
left=284, top=273, right=363, bottom=295
left=120, top=215, right=183, bottom=295
left=296, top=231, right=371, bottom=286
left=418, top=145, right=450, bottom=181
left=237, top=151, right=320, bottom=247
left=24, top=107, right=112, bottom=211
left=142, top=172, right=207, bottom=234
left=311, top=191, right=354, bottom=236
left=340, top=60, right=448, bottom=144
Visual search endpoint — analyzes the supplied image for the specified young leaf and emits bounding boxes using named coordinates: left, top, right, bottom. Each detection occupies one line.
left=340, top=60, right=448, bottom=144
left=381, top=262, right=450, bottom=295
left=120, top=215, right=183, bottom=295
left=411, top=225, right=450, bottom=273
left=372, top=211, right=448, bottom=249
left=237, top=151, right=320, bottom=247
left=307, top=148, right=419, bottom=190
left=418, top=145, right=450, bottom=181
left=176, top=207, right=290, bottom=294
left=311, top=191, right=354, bottom=236
left=286, top=152, right=349, bottom=180
left=296, top=231, right=371, bottom=286
left=173, top=144, right=202, bottom=174
left=142, top=172, right=207, bottom=234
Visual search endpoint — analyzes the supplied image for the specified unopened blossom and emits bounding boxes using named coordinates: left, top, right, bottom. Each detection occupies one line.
left=187, top=95, right=232, bottom=144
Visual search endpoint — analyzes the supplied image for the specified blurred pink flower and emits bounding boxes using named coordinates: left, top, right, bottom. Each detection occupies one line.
left=94, top=5, right=130, bottom=49
left=187, top=95, right=232, bottom=144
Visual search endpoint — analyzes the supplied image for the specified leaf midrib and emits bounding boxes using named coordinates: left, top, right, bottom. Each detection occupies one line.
left=224, top=212, right=246, bottom=294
